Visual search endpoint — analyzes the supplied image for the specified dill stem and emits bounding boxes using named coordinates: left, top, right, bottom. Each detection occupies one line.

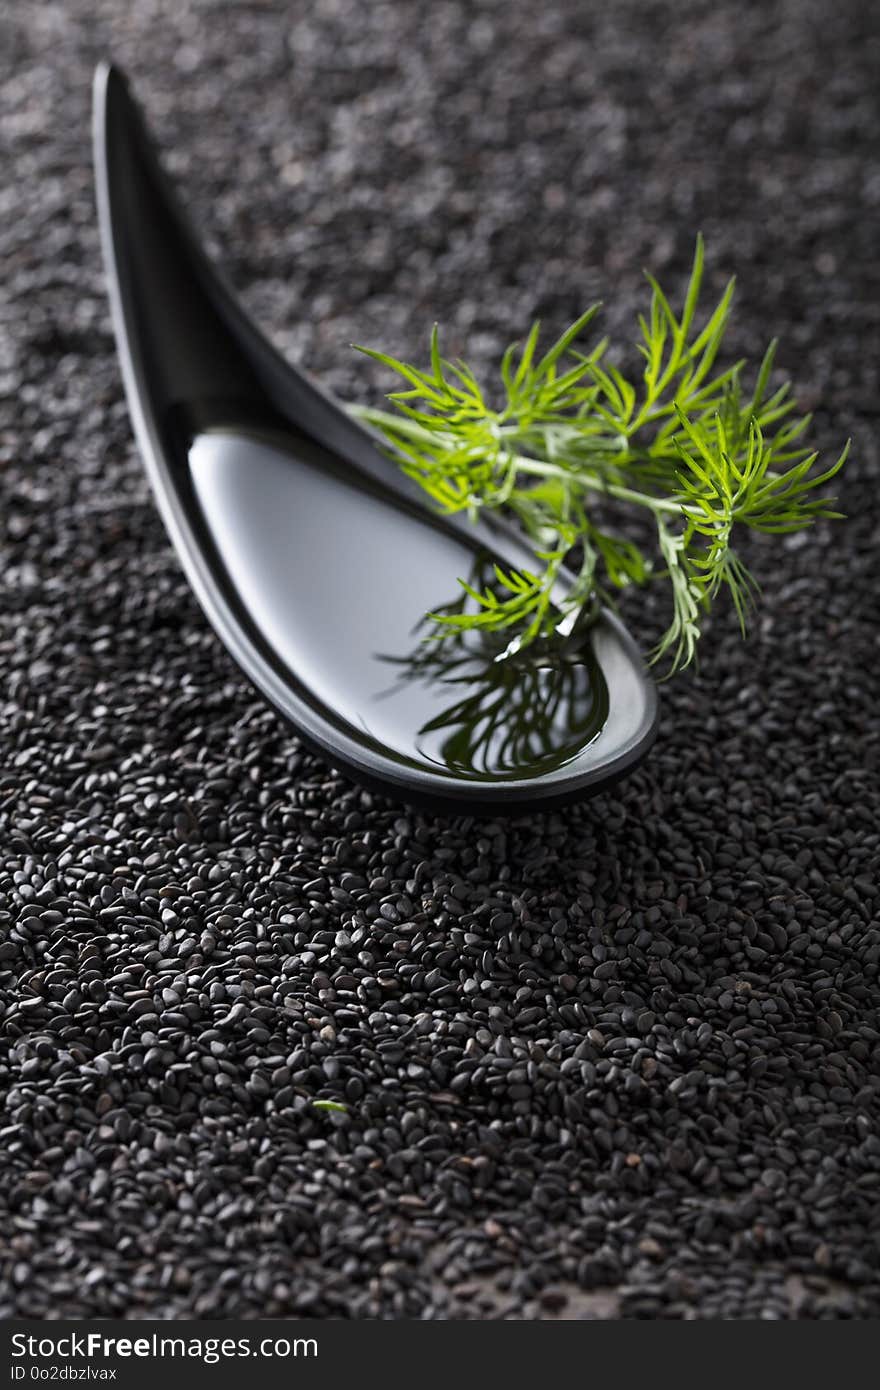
left=352, top=405, right=682, bottom=517
left=510, top=456, right=681, bottom=516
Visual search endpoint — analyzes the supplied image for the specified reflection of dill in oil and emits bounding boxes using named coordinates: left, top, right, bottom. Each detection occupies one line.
left=378, top=558, right=609, bottom=780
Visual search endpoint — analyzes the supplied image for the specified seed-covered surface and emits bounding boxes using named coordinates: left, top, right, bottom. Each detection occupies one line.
left=1, top=0, right=879, bottom=1321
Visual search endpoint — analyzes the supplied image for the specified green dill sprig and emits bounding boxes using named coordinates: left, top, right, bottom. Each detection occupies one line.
left=349, top=236, right=849, bottom=674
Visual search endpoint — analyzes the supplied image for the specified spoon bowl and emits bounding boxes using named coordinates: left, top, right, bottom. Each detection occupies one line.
left=93, top=62, right=658, bottom=814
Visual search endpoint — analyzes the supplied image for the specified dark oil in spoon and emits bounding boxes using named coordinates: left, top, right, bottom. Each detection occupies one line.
left=183, top=421, right=609, bottom=782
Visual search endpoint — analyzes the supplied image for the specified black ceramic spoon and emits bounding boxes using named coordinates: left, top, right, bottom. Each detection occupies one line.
left=93, top=62, right=658, bottom=815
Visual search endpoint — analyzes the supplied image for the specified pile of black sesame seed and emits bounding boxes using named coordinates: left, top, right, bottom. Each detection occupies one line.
left=1, top=0, right=879, bottom=1320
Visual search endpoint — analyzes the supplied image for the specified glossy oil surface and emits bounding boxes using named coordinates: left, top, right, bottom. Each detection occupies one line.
left=96, top=62, right=658, bottom=808
left=186, top=423, right=645, bottom=783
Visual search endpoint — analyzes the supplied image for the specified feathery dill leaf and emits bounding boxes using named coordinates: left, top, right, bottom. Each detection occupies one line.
left=350, top=236, right=849, bottom=674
